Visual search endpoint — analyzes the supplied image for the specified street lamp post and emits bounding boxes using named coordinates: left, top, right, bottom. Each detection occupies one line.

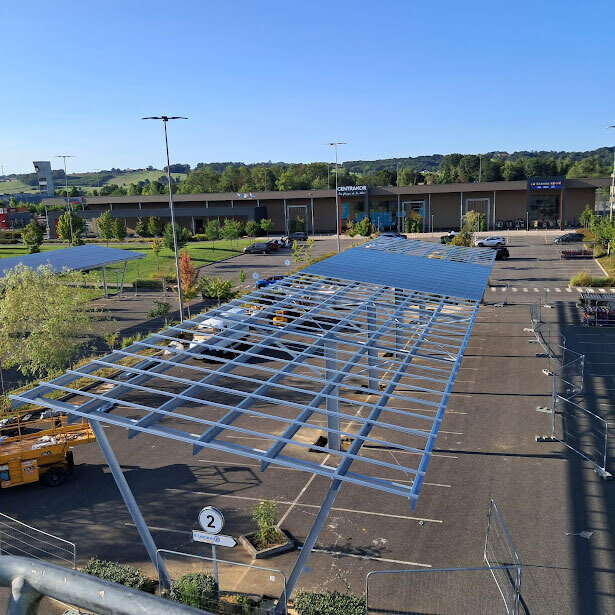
left=55, top=155, right=75, bottom=244
left=328, top=142, right=346, bottom=253
left=608, top=126, right=615, bottom=222
left=478, top=154, right=482, bottom=183
left=143, top=116, right=187, bottom=322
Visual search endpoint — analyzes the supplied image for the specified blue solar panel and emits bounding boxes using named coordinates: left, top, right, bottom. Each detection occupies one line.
left=0, top=245, right=144, bottom=279
left=304, top=242, right=493, bottom=301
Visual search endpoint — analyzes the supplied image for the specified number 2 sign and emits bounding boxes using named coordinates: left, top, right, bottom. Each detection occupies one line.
left=198, top=507, right=224, bottom=535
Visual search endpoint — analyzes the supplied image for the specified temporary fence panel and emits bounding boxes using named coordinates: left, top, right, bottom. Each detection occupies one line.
left=552, top=396, right=610, bottom=478
left=156, top=549, right=287, bottom=615
left=484, top=500, right=522, bottom=615
left=0, top=512, right=76, bottom=569
left=366, top=566, right=520, bottom=615
left=556, top=349, right=585, bottom=399
left=529, top=299, right=541, bottom=328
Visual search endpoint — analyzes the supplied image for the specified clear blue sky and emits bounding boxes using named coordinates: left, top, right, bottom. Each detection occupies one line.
left=2, top=0, right=614, bottom=174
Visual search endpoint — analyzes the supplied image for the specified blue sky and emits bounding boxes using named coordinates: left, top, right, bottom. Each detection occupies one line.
left=2, top=0, right=614, bottom=174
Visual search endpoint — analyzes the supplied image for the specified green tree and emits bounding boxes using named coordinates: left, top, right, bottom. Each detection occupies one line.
left=579, top=205, right=596, bottom=228
left=147, top=299, right=171, bottom=325
left=204, top=219, right=221, bottom=251
left=151, top=237, right=163, bottom=271
left=198, top=276, right=237, bottom=305
left=57, top=211, right=85, bottom=245
left=97, top=210, right=113, bottom=246
left=112, top=218, right=127, bottom=242
left=22, top=221, right=44, bottom=253
left=163, top=222, right=190, bottom=251
left=0, top=265, right=96, bottom=377
left=245, top=219, right=260, bottom=239
left=135, top=217, right=149, bottom=237
left=260, top=218, right=274, bottom=237
left=177, top=166, right=220, bottom=193
left=147, top=216, right=163, bottom=237
left=218, top=165, right=241, bottom=192
left=221, top=218, right=242, bottom=246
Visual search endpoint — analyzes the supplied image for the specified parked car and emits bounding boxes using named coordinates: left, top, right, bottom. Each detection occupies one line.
left=440, top=231, right=458, bottom=244
left=380, top=232, right=406, bottom=238
left=270, top=238, right=288, bottom=248
left=554, top=233, right=584, bottom=244
left=475, top=235, right=506, bottom=247
left=288, top=232, right=308, bottom=241
left=256, top=275, right=284, bottom=289
left=266, top=240, right=280, bottom=251
left=494, top=247, right=510, bottom=260
left=244, top=242, right=273, bottom=254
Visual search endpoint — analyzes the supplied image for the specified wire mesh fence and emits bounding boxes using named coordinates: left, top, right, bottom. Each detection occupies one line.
left=556, top=349, right=585, bottom=399
left=156, top=549, right=287, bottom=615
left=0, top=512, right=75, bottom=568
left=366, top=500, right=521, bottom=615
left=484, top=500, right=522, bottom=615
left=552, top=395, right=609, bottom=477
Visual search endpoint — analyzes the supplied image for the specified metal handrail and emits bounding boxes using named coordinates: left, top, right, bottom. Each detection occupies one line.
left=0, top=555, right=212, bottom=615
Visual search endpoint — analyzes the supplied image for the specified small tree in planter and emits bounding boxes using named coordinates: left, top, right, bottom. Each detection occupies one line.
left=240, top=500, right=294, bottom=558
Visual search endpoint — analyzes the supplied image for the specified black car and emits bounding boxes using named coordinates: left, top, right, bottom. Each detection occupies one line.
left=244, top=242, right=273, bottom=254
left=554, top=233, right=583, bottom=244
left=380, top=232, right=406, bottom=239
left=288, top=232, right=308, bottom=241
left=494, top=247, right=510, bottom=260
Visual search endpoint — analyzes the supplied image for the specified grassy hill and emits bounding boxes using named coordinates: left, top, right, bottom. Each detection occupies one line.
left=0, top=179, right=39, bottom=194
left=107, top=169, right=186, bottom=187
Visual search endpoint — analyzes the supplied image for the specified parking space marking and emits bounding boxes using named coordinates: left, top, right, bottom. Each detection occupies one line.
left=523, top=288, right=528, bottom=292
left=566, top=288, right=572, bottom=292
left=555, top=288, right=561, bottom=292
left=533, top=288, right=539, bottom=292
left=307, top=547, right=432, bottom=568
left=512, top=288, right=518, bottom=292
left=164, top=488, right=443, bottom=523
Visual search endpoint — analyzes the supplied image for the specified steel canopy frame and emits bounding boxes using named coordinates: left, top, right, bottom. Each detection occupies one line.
left=10, top=238, right=493, bottom=604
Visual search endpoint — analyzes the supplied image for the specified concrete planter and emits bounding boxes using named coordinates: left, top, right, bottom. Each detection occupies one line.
left=239, top=530, right=295, bottom=559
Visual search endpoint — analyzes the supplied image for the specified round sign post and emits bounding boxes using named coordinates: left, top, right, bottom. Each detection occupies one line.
left=198, top=506, right=224, bottom=535
left=285, top=259, right=291, bottom=275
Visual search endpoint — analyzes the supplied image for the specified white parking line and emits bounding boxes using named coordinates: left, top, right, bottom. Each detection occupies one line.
left=566, top=288, right=572, bottom=292
left=512, top=288, right=518, bottom=292
left=599, top=288, right=606, bottom=293
left=533, top=288, right=539, bottom=292
left=164, top=488, right=444, bottom=523
left=523, top=288, right=528, bottom=292
left=555, top=288, right=561, bottom=293
left=308, top=547, right=432, bottom=568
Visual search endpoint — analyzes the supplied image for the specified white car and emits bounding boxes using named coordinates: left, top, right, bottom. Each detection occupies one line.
left=475, top=235, right=506, bottom=248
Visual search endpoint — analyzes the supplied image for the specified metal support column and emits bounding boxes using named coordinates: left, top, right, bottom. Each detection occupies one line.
left=283, top=199, right=288, bottom=236
left=310, top=196, right=315, bottom=235
left=493, top=190, right=497, bottom=230
left=101, top=266, right=108, bottom=299
left=118, top=262, right=127, bottom=300
left=428, top=194, right=431, bottom=232
left=397, top=194, right=402, bottom=232
left=89, top=421, right=171, bottom=588
left=191, top=216, right=196, bottom=234
left=460, top=192, right=464, bottom=229
left=367, top=305, right=378, bottom=390
left=394, top=288, right=403, bottom=354
left=324, top=340, right=340, bottom=451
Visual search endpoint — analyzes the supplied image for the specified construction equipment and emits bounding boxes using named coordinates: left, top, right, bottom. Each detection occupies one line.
left=0, top=410, right=95, bottom=488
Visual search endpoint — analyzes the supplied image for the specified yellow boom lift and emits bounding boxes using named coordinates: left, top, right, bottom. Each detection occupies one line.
left=0, top=410, right=95, bottom=488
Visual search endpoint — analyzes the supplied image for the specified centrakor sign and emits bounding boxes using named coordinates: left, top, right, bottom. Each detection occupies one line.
left=337, top=185, right=368, bottom=196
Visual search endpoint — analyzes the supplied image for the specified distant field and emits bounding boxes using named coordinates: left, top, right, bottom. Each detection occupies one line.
left=0, top=239, right=250, bottom=284
left=0, top=179, right=38, bottom=194
left=106, top=169, right=187, bottom=187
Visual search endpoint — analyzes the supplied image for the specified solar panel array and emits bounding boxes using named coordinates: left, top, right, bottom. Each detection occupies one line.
left=11, top=239, right=493, bottom=508
left=0, top=245, right=144, bottom=279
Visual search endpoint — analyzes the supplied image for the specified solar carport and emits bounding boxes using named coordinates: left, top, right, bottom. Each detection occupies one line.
left=10, top=238, right=495, bottom=604
left=0, top=245, right=145, bottom=297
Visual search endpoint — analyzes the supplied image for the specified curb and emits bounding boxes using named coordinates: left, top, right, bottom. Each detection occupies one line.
left=595, top=256, right=610, bottom=277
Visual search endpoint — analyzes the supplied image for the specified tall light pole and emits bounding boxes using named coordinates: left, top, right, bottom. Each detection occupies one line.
left=608, top=126, right=615, bottom=222
left=328, top=142, right=346, bottom=253
left=55, top=155, right=75, bottom=244
left=478, top=154, right=482, bottom=183
left=143, top=116, right=187, bottom=322
left=396, top=161, right=402, bottom=186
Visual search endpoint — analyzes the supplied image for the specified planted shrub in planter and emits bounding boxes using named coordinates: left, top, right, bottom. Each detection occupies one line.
left=81, top=557, right=156, bottom=593
left=239, top=499, right=294, bottom=558
left=169, top=572, right=218, bottom=610
left=294, top=590, right=367, bottom=615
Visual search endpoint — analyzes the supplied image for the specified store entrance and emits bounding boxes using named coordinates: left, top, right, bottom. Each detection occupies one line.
left=528, top=193, right=560, bottom=229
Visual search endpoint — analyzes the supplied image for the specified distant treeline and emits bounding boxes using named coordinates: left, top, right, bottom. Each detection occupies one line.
left=6, top=147, right=613, bottom=196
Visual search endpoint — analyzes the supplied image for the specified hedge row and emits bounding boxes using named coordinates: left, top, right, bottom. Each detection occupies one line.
left=570, top=273, right=615, bottom=287
left=294, top=590, right=366, bottom=615
left=0, top=230, right=21, bottom=239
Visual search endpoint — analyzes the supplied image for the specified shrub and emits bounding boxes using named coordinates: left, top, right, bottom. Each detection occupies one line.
left=252, top=500, right=278, bottom=549
left=354, top=217, right=373, bottom=237
left=81, top=557, right=156, bottom=593
left=0, top=230, right=21, bottom=240
left=132, top=278, right=163, bottom=290
left=0, top=238, right=19, bottom=244
left=190, top=233, right=207, bottom=241
left=169, top=572, right=217, bottom=609
left=199, top=276, right=237, bottom=305
left=294, top=590, right=366, bottom=615
left=570, top=273, right=614, bottom=287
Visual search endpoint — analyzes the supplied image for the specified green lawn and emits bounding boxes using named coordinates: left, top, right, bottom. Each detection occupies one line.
left=0, top=240, right=252, bottom=285
left=0, top=179, right=38, bottom=193
left=105, top=170, right=187, bottom=187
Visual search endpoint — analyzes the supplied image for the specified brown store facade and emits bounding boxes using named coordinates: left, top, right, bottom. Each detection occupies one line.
left=44, top=177, right=609, bottom=238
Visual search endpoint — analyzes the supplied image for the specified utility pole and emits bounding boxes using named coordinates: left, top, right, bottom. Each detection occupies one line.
left=328, top=142, right=346, bottom=253
left=55, top=155, right=75, bottom=244
left=143, top=116, right=188, bottom=322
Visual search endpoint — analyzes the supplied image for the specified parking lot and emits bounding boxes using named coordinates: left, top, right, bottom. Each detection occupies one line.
left=3, top=231, right=615, bottom=614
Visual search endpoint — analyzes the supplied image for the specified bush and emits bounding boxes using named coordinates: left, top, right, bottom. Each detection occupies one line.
left=0, top=238, right=19, bottom=244
left=294, top=590, right=366, bottom=615
left=81, top=557, right=156, bottom=593
left=252, top=500, right=278, bottom=549
left=570, top=272, right=614, bottom=287
left=190, top=233, right=207, bottom=242
left=0, top=230, right=21, bottom=240
left=169, top=572, right=217, bottom=609
left=354, top=217, right=373, bottom=237
left=133, top=278, right=163, bottom=289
